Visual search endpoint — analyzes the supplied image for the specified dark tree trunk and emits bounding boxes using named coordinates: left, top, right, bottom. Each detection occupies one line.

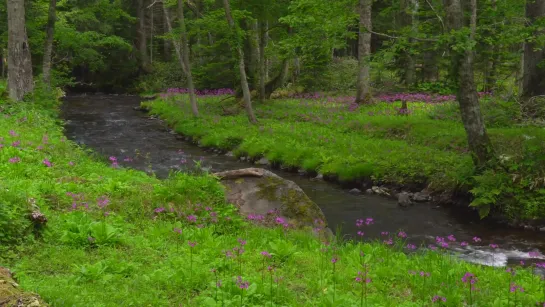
left=400, top=0, right=418, bottom=87
left=223, top=0, right=258, bottom=124
left=445, top=0, right=494, bottom=168
left=42, top=0, right=56, bottom=88
left=264, top=58, right=289, bottom=98
left=7, top=0, right=33, bottom=101
left=258, top=20, right=267, bottom=100
left=355, top=0, right=372, bottom=104
left=138, top=0, right=151, bottom=72
left=520, top=0, right=545, bottom=100
left=422, top=47, right=438, bottom=82
left=0, top=51, right=5, bottom=79
left=177, top=0, right=199, bottom=117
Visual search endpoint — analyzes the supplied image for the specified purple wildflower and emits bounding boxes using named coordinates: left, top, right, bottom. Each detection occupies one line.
left=261, top=251, right=271, bottom=258
left=187, top=215, right=197, bottom=222
left=154, top=207, right=165, bottom=213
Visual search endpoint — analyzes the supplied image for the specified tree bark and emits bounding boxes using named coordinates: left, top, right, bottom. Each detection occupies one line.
left=7, top=0, right=33, bottom=101
left=162, top=2, right=199, bottom=117
left=264, top=58, right=290, bottom=98
left=355, top=0, right=372, bottom=104
left=258, top=20, right=267, bottom=100
left=138, top=0, right=151, bottom=72
left=0, top=51, right=5, bottom=79
left=42, top=0, right=56, bottom=88
left=520, top=0, right=545, bottom=100
left=177, top=0, right=199, bottom=117
left=445, top=0, right=494, bottom=168
left=223, top=0, right=258, bottom=124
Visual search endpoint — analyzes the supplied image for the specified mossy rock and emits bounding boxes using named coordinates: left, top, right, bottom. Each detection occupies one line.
left=0, top=267, right=47, bottom=307
left=214, top=168, right=328, bottom=229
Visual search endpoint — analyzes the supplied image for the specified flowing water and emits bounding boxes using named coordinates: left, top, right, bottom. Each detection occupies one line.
left=61, top=94, right=545, bottom=268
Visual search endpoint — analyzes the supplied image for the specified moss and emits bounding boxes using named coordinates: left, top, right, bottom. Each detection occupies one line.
left=0, top=269, right=46, bottom=307
left=256, top=176, right=284, bottom=202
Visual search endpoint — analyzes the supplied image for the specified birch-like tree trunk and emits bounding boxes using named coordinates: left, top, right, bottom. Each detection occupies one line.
left=520, top=0, right=545, bottom=100
left=7, top=0, right=33, bottom=101
left=355, top=0, right=372, bottom=104
left=445, top=0, right=494, bottom=168
left=42, top=0, right=57, bottom=88
left=223, top=0, right=258, bottom=124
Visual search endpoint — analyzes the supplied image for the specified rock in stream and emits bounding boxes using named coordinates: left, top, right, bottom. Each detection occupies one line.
left=214, top=168, right=328, bottom=230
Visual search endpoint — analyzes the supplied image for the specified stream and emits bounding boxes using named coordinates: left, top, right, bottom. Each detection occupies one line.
left=61, top=94, right=545, bottom=268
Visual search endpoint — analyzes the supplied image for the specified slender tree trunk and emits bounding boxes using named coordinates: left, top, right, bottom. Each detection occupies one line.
left=445, top=0, right=494, bottom=168
left=249, top=20, right=260, bottom=89
left=520, top=0, right=545, bottom=100
left=0, top=51, right=5, bottom=79
left=162, top=2, right=199, bottom=117
left=355, top=0, right=372, bottom=104
left=223, top=0, right=258, bottom=124
left=177, top=0, right=199, bottom=117
left=42, top=0, right=56, bottom=88
left=137, top=0, right=150, bottom=71
left=258, top=19, right=267, bottom=100
left=405, top=0, right=419, bottom=87
left=7, top=0, right=33, bottom=101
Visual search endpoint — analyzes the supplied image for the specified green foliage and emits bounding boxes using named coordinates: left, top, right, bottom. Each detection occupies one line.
left=146, top=93, right=545, bottom=221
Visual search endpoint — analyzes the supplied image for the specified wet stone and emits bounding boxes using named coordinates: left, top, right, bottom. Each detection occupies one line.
left=349, top=188, right=362, bottom=195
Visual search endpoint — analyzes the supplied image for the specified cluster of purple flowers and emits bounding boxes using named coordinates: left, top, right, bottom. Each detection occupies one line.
left=164, top=88, right=235, bottom=97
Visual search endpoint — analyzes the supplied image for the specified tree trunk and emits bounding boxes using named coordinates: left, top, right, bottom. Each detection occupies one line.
left=7, top=0, right=33, bottom=101
left=223, top=0, right=258, bottom=124
left=177, top=0, right=199, bottom=117
left=162, top=2, right=199, bottom=117
left=355, top=0, right=372, bottom=104
left=258, top=20, right=267, bottom=100
left=264, top=58, right=290, bottom=98
left=249, top=20, right=260, bottom=89
left=42, top=0, right=56, bottom=88
left=520, top=0, right=545, bottom=100
left=138, top=0, right=151, bottom=71
left=445, top=0, right=494, bottom=168
left=0, top=51, right=5, bottom=79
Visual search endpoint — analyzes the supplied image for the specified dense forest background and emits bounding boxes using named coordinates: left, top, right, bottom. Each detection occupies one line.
left=0, top=0, right=542, bottom=98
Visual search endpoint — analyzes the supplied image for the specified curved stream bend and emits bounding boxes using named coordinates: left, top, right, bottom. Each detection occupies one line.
left=61, top=94, right=545, bottom=268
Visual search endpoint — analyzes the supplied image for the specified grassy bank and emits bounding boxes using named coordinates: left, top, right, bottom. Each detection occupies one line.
left=143, top=93, right=545, bottom=223
left=0, top=87, right=544, bottom=306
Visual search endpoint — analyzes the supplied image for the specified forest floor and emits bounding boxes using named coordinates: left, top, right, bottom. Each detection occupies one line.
left=143, top=91, right=545, bottom=225
left=0, top=86, right=545, bottom=306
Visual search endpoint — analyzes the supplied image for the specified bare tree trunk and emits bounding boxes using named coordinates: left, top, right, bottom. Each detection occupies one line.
left=162, top=2, right=199, bottom=117
left=42, top=0, right=56, bottom=88
left=355, top=0, right=372, bottom=104
left=405, top=0, right=419, bottom=87
left=138, top=0, right=151, bottom=71
left=177, top=0, right=199, bottom=117
left=445, top=0, right=494, bottom=168
left=7, top=0, right=33, bottom=101
left=223, top=0, right=258, bottom=124
left=258, top=20, right=267, bottom=100
left=0, top=51, right=5, bottom=79
left=265, top=58, right=290, bottom=98
left=520, top=0, right=545, bottom=100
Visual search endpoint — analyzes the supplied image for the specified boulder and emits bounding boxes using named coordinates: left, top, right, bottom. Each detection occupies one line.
left=412, top=192, right=431, bottom=202
left=372, top=186, right=390, bottom=196
left=255, top=157, right=270, bottom=165
left=310, top=173, right=324, bottom=181
left=214, top=168, right=328, bottom=229
left=349, top=188, right=362, bottom=195
left=0, top=267, right=46, bottom=307
left=365, top=189, right=374, bottom=195
left=397, top=192, right=412, bottom=207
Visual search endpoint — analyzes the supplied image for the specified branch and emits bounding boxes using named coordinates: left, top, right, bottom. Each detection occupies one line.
left=368, top=29, right=437, bottom=42
left=425, top=0, right=445, bottom=32
left=147, top=0, right=162, bottom=9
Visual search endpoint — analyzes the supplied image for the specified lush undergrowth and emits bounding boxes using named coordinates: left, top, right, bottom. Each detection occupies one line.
left=143, top=93, right=545, bottom=222
left=1, top=87, right=545, bottom=306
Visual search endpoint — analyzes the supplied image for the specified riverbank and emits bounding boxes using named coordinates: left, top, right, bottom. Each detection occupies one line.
left=142, top=92, right=545, bottom=227
left=0, top=88, right=544, bottom=305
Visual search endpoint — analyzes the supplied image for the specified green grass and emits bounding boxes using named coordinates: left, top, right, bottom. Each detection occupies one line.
left=143, top=94, right=545, bottom=221
left=1, top=87, right=545, bottom=306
